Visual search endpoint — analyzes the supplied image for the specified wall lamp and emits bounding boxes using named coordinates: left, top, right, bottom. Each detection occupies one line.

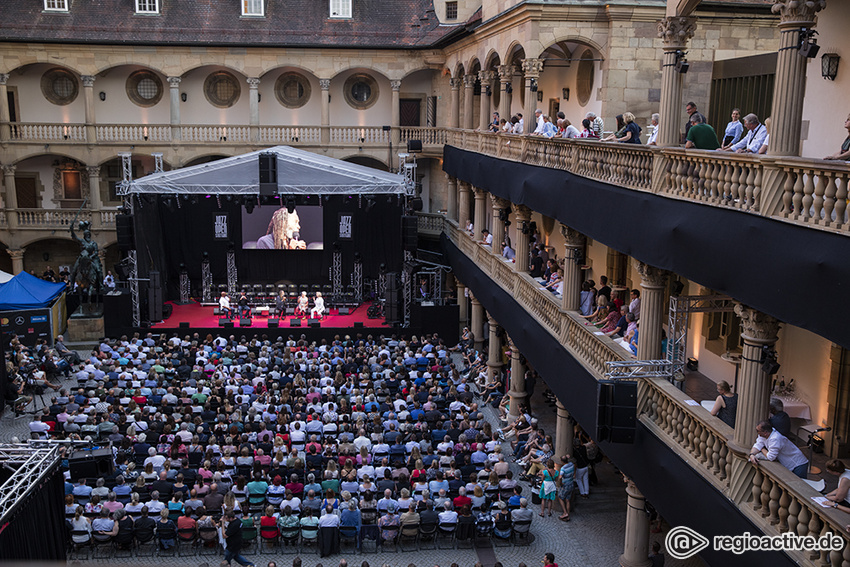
left=181, top=92, right=187, bottom=102
left=99, top=91, right=106, bottom=101
left=822, top=53, right=840, bottom=80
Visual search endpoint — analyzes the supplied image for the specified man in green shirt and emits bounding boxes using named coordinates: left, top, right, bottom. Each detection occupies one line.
left=685, top=114, right=720, bottom=150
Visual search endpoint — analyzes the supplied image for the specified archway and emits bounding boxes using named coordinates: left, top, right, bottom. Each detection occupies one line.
left=537, top=41, right=603, bottom=125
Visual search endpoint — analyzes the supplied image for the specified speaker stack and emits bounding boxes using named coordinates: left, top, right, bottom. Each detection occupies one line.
left=401, top=215, right=418, bottom=252
left=259, top=152, right=278, bottom=196
left=384, top=272, right=400, bottom=322
left=69, top=448, right=114, bottom=479
left=148, top=271, right=163, bottom=322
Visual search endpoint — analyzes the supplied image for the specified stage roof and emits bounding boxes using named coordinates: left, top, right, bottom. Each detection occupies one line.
left=123, top=146, right=413, bottom=196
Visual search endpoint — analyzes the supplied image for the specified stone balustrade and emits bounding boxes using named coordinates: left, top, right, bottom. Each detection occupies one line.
left=96, top=124, right=171, bottom=143
left=330, top=126, right=389, bottom=145
left=12, top=208, right=115, bottom=229
left=259, top=126, right=322, bottom=144
left=416, top=212, right=444, bottom=236
left=775, top=157, right=850, bottom=231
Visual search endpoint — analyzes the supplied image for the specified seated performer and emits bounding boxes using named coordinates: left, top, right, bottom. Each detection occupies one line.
left=219, top=292, right=232, bottom=318
left=238, top=292, right=252, bottom=318
left=275, top=290, right=287, bottom=319
left=296, top=291, right=310, bottom=318
left=310, top=292, right=325, bottom=320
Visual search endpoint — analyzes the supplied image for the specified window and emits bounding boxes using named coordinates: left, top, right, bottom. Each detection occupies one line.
left=41, top=68, right=79, bottom=106
left=204, top=71, right=241, bottom=108
left=343, top=74, right=379, bottom=109
left=576, top=49, right=595, bottom=107
left=135, top=0, right=159, bottom=14
left=329, top=0, right=351, bottom=18
left=126, top=70, right=164, bottom=107
left=43, top=0, right=68, bottom=11
left=445, top=1, right=457, bottom=20
left=275, top=72, right=311, bottom=108
left=242, top=0, right=264, bottom=16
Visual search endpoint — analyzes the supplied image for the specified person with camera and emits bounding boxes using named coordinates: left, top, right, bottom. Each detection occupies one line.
left=5, top=374, right=31, bottom=410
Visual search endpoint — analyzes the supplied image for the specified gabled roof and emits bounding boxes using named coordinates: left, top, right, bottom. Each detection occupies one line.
left=126, top=146, right=413, bottom=195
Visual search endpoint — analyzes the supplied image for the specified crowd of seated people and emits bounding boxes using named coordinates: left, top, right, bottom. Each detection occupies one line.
left=35, top=331, right=539, bottom=555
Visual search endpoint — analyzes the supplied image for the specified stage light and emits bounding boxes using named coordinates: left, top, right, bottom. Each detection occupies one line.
left=799, top=28, right=820, bottom=59
left=505, top=83, right=512, bottom=94
left=364, top=196, right=376, bottom=212
left=202, top=251, right=209, bottom=260
left=379, top=263, right=386, bottom=273
left=286, top=198, right=295, bottom=214
left=244, top=196, right=255, bottom=214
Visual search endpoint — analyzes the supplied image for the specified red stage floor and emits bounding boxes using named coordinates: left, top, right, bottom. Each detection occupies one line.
left=153, top=301, right=389, bottom=329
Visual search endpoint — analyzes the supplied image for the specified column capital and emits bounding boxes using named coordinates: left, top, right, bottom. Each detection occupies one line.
left=1, top=164, right=16, bottom=176
left=634, top=260, right=669, bottom=289
left=0, top=74, right=9, bottom=86
left=734, top=304, right=781, bottom=344
left=470, top=294, right=480, bottom=305
left=471, top=186, right=487, bottom=199
left=5, top=248, right=25, bottom=260
left=772, top=0, right=826, bottom=26
left=656, top=16, right=697, bottom=48
left=463, top=74, right=477, bottom=88
left=521, top=58, right=544, bottom=77
left=560, top=224, right=586, bottom=247
left=478, top=70, right=495, bottom=84
left=390, top=80, right=402, bottom=91
left=450, top=77, right=461, bottom=90
left=497, top=65, right=513, bottom=81
left=319, top=79, right=331, bottom=90
left=454, top=276, right=465, bottom=288
left=81, top=75, right=96, bottom=88
left=492, top=196, right=511, bottom=210
left=86, top=165, right=101, bottom=178
left=247, top=77, right=261, bottom=88
left=513, top=203, right=532, bottom=220
left=167, top=76, right=182, bottom=87
left=487, top=313, right=498, bottom=327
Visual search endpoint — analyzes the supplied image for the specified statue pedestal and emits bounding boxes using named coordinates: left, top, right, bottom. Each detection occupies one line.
left=67, top=305, right=104, bottom=342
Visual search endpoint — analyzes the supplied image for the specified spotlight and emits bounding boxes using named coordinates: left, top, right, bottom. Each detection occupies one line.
left=485, top=85, right=491, bottom=96
left=202, top=251, right=209, bottom=260
left=761, top=346, right=781, bottom=375
left=244, top=196, right=255, bottom=214
left=674, top=50, right=689, bottom=74
left=799, top=28, right=820, bottom=59
left=364, top=196, right=376, bottom=213
left=505, top=83, right=512, bottom=94
left=286, top=198, right=295, bottom=214
left=529, top=78, right=538, bottom=93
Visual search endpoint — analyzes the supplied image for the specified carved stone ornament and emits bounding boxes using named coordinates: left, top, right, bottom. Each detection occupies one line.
left=513, top=204, right=532, bottom=219
left=450, top=77, right=460, bottom=89
left=246, top=77, right=261, bottom=88
left=1, top=164, right=16, bottom=176
left=0, top=73, right=9, bottom=86
left=634, top=260, right=669, bottom=288
left=734, top=303, right=781, bottom=343
left=167, top=76, right=182, bottom=87
left=772, top=0, right=826, bottom=24
left=86, top=166, right=101, bottom=178
left=498, top=65, right=513, bottom=81
left=560, top=224, right=586, bottom=247
left=319, top=79, right=331, bottom=90
left=463, top=74, right=477, bottom=88
left=472, top=186, right=486, bottom=198
left=81, top=75, right=96, bottom=88
left=390, top=80, right=402, bottom=91
left=656, top=16, right=697, bottom=46
left=521, top=59, right=544, bottom=76
left=478, top=70, right=494, bottom=83
left=492, top=196, right=511, bottom=210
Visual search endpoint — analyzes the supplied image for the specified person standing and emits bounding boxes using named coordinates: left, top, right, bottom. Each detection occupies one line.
left=646, top=114, right=660, bottom=145
left=223, top=510, right=255, bottom=567
left=684, top=101, right=706, bottom=138
left=722, top=108, right=744, bottom=147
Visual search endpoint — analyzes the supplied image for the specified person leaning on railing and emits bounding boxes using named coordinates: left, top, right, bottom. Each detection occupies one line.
left=824, top=114, right=850, bottom=160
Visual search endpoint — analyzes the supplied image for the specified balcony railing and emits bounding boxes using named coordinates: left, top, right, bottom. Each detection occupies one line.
left=7, top=208, right=116, bottom=230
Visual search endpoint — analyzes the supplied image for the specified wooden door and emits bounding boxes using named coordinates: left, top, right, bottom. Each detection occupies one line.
left=400, top=99, right=421, bottom=127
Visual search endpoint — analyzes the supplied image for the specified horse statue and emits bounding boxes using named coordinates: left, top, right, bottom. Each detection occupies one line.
left=69, top=217, right=104, bottom=304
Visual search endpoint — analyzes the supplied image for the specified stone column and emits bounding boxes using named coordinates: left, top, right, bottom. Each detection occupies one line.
left=0, top=74, right=10, bottom=142
left=498, top=66, right=512, bottom=122
left=478, top=71, right=494, bottom=131
left=446, top=175, right=458, bottom=222
left=450, top=77, right=461, bottom=129
left=513, top=204, right=532, bottom=273
left=486, top=314, right=503, bottom=384
left=490, top=197, right=509, bottom=256
left=247, top=77, right=260, bottom=142
left=655, top=17, right=697, bottom=147
left=471, top=295, right=485, bottom=352
left=472, top=187, right=486, bottom=241
left=619, top=479, right=652, bottom=567
left=390, top=80, right=402, bottom=146
left=456, top=278, right=468, bottom=327
left=768, top=0, right=826, bottom=156
left=635, top=261, right=669, bottom=361
left=462, top=74, right=476, bottom=130
left=7, top=249, right=24, bottom=274
left=458, top=182, right=471, bottom=229
left=732, top=305, right=781, bottom=447
left=521, top=59, right=543, bottom=134
left=508, top=341, right=527, bottom=420
left=555, top=401, right=573, bottom=460
left=320, top=79, right=331, bottom=144
left=560, top=224, right=586, bottom=311
left=87, top=166, right=103, bottom=230
left=81, top=75, right=97, bottom=144
left=2, top=165, right=18, bottom=230
left=167, top=76, right=182, bottom=141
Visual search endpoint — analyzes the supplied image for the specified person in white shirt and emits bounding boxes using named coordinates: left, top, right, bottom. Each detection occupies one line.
left=103, top=271, right=116, bottom=289
left=318, top=505, right=340, bottom=526
left=310, top=292, right=325, bottom=320
left=725, top=113, right=767, bottom=154
left=532, top=109, right=545, bottom=134
left=296, top=291, right=310, bottom=318
left=438, top=502, right=458, bottom=524
left=218, top=292, right=232, bottom=318
left=646, top=113, right=659, bottom=145
left=749, top=420, right=809, bottom=478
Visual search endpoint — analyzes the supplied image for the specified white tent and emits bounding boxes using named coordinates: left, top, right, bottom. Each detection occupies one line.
left=0, top=269, right=13, bottom=283
left=123, top=146, right=413, bottom=196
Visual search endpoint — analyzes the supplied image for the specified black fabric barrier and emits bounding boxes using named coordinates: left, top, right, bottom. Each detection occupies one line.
left=442, top=233, right=794, bottom=567
left=443, top=145, right=850, bottom=351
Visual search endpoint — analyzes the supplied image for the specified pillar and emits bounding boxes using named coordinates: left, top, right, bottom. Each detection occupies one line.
left=0, top=74, right=10, bottom=142
left=497, top=66, right=512, bottom=122
left=732, top=305, right=781, bottom=447
left=635, top=261, right=669, bottom=361
left=768, top=0, right=826, bottom=156
left=390, top=80, right=402, bottom=146
left=456, top=278, right=468, bottom=328
left=7, top=249, right=24, bottom=275
left=619, top=479, right=652, bottom=567
left=462, top=74, right=476, bottom=130
left=486, top=313, right=503, bottom=384
left=560, top=224, right=586, bottom=311
left=513, top=204, right=532, bottom=273
left=478, top=71, right=493, bottom=131
left=450, top=77, right=461, bottom=129
left=472, top=187, right=486, bottom=241
left=491, top=197, right=509, bottom=256
left=521, top=59, right=543, bottom=134
left=320, top=79, right=331, bottom=144
left=87, top=166, right=102, bottom=230
left=81, top=75, right=97, bottom=144
left=656, top=17, right=696, bottom=147
left=2, top=165, right=18, bottom=230
left=508, top=341, right=526, bottom=420
left=555, top=401, right=574, bottom=460
left=446, top=175, right=458, bottom=222
left=471, top=295, right=485, bottom=352
left=167, top=76, right=182, bottom=141
left=458, top=182, right=471, bottom=230
left=247, top=77, right=260, bottom=143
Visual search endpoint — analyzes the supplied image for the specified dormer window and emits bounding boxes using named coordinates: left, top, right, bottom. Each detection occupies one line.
left=43, top=0, right=69, bottom=12
left=446, top=1, right=458, bottom=20
left=242, top=0, right=264, bottom=16
left=135, top=0, right=159, bottom=14
left=330, top=0, right=351, bottom=19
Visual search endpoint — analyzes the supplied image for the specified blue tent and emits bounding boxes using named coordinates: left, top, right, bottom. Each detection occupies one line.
left=0, top=271, right=66, bottom=310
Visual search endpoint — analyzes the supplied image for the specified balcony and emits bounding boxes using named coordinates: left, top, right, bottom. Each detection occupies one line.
left=1, top=209, right=116, bottom=230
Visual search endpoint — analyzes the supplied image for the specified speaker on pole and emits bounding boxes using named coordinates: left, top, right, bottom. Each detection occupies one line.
left=401, top=215, right=418, bottom=252
left=148, top=271, right=163, bottom=322
left=116, top=214, right=135, bottom=251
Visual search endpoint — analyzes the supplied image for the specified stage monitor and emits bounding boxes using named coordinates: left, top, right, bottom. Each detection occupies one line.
left=241, top=205, right=324, bottom=250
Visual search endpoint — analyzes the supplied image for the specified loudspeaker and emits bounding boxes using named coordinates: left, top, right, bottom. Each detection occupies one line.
left=259, top=152, right=278, bottom=196
left=339, top=307, right=350, bottom=315
left=353, top=321, right=364, bottom=328
left=240, top=318, right=252, bottom=327
left=69, top=448, right=114, bottom=479
left=268, top=319, right=279, bottom=328
left=401, top=215, right=418, bottom=252
left=116, top=214, right=135, bottom=251
left=224, top=321, right=234, bottom=328
left=290, top=319, right=301, bottom=327
left=219, top=317, right=230, bottom=327
left=385, top=272, right=399, bottom=291
left=162, top=303, right=173, bottom=320
left=407, top=140, right=423, bottom=153
left=179, top=322, right=189, bottom=329
left=148, top=271, right=163, bottom=322
left=103, top=290, right=132, bottom=337
left=309, top=319, right=320, bottom=327
left=596, top=380, right=637, bottom=444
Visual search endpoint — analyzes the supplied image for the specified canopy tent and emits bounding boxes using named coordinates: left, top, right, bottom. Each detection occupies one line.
left=0, top=271, right=66, bottom=310
left=123, top=145, right=413, bottom=196
left=0, top=272, right=67, bottom=346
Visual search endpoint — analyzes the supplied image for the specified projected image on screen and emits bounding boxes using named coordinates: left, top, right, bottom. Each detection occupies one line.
left=242, top=205, right=324, bottom=250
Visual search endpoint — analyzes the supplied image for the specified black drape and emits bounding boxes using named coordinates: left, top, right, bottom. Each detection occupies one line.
left=0, top=463, right=67, bottom=561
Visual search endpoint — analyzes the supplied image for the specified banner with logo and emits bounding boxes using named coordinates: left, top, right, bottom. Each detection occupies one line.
left=0, top=308, right=53, bottom=347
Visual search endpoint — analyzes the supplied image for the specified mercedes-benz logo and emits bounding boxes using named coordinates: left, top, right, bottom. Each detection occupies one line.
left=14, top=316, right=24, bottom=325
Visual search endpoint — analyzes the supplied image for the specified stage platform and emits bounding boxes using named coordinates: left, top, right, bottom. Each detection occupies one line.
left=153, top=300, right=389, bottom=330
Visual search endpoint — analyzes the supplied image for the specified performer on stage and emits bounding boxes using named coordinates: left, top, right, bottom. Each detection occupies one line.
left=238, top=291, right=252, bottom=318
left=275, top=290, right=287, bottom=319
left=310, top=292, right=325, bottom=320
left=296, top=291, right=309, bottom=318
left=219, top=291, right=232, bottom=318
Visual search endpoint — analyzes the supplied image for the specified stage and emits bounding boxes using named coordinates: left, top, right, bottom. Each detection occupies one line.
left=153, top=300, right=389, bottom=330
